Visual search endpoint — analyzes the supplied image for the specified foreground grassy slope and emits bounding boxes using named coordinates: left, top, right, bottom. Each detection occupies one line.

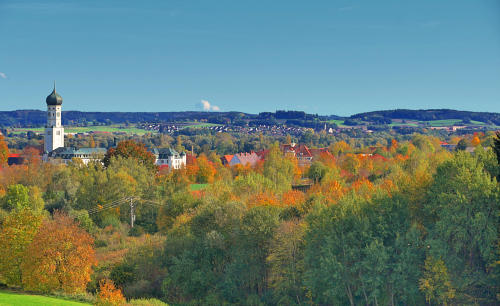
left=0, top=291, right=89, bottom=306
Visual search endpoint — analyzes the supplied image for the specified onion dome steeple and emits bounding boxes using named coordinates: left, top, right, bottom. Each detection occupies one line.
left=46, top=81, right=63, bottom=105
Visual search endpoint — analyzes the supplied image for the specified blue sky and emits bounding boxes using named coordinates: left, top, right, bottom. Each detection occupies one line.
left=0, top=0, right=499, bottom=115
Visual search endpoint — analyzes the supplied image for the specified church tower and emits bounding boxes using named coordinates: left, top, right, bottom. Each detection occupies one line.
left=44, top=82, right=64, bottom=153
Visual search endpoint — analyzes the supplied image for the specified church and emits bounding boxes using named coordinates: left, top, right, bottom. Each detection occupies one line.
left=43, top=83, right=108, bottom=164
left=43, top=84, right=187, bottom=169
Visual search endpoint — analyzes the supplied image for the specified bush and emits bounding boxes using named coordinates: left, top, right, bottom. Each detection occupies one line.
left=128, top=225, right=144, bottom=237
left=127, top=298, right=168, bottom=305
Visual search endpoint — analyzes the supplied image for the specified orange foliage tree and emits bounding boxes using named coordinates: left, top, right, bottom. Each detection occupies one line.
left=96, top=278, right=126, bottom=306
left=21, top=212, right=97, bottom=293
left=281, top=189, right=306, bottom=207
left=471, top=136, right=481, bottom=146
left=196, top=154, right=216, bottom=183
left=248, top=192, right=280, bottom=207
left=103, top=139, right=156, bottom=170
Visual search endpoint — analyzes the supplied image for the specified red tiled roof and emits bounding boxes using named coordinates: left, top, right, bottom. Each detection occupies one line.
left=233, top=152, right=260, bottom=166
left=8, top=154, right=21, bottom=158
left=221, top=155, right=234, bottom=165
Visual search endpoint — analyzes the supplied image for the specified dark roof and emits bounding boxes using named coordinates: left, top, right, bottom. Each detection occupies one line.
left=48, top=147, right=107, bottom=157
left=151, top=148, right=184, bottom=158
left=46, top=83, right=63, bottom=106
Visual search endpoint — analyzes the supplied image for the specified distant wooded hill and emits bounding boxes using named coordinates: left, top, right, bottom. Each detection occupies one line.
left=351, top=109, right=500, bottom=125
left=0, top=109, right=499, bottom=127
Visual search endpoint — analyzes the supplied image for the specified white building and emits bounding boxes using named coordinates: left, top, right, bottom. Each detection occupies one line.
left=46, top=147, right=107, bottom=165
left=152, top=148, right=186, bottom=170
left=44, top=82, right=65, bottom=153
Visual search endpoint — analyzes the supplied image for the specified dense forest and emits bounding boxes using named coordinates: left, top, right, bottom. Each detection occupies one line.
left=0, top=132, right=499, bottom=305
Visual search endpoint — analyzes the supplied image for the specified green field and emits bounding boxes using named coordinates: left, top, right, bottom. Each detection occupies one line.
left=190, top=183, right=209, bottom=191
left=183, top=123, right=222, bottom=129
left=328, top=119, right=346, bottom=127
left=0, top=291, right=89, bottom=306
left=10, top=125, right=153, bottom=135
left=422, top=119, right=486, bottom=127
left=388, top=122, right=419, bottom=127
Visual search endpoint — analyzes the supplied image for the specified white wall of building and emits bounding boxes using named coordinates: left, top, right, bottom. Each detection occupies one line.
left=44, top=105, right=64, bottom=152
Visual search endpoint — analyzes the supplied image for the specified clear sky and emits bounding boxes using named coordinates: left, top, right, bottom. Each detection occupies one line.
left=0, top=0, right=499, bottom=115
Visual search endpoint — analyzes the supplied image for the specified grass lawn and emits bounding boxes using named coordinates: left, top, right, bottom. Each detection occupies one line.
left=0, top=291, right=89, bottom=306
left=190, top=183, right=209, bottom=191
left=10, top=125, right=153, bottom=135
left=422, top=119, right=486, bottom=127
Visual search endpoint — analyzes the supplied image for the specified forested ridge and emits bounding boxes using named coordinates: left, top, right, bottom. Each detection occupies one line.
left=1, top=109, right=500, bottom=127
left=0, top=132, right=499, bottom=305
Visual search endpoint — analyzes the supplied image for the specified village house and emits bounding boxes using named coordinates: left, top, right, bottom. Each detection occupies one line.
left=151, top=148, right=187, bottom=170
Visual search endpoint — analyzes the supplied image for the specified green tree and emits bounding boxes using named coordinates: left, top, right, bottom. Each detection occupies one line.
left=267, top=220, right=306, bottom=305
left=455, top=138, right=467, bottom=151
left=307, top=161, right=328, bottom=183
left=419, top=256, right=455, bottom=305
left=493, top=132, right=500, bottom=165
left=304, top=194, right=424, bottom=305
left=263, top=143, right=295, bottom=193
left=424, top=151, right=499, bottom=303
left=3, top=184, right=30, bottom=210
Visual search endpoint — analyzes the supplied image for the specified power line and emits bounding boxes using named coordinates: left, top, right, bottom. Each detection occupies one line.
left=86, top=198, right=128, bottom=214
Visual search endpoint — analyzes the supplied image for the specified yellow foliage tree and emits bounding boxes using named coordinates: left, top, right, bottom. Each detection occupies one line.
left=0, top=209, right=43, bottom=287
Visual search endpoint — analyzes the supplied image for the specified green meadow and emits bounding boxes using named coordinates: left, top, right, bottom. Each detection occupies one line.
left=0, top=291, right=89, bottom=306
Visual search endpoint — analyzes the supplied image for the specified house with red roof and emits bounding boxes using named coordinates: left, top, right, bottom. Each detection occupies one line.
left=229, top=152, right=260, bottom=167
left=221, top=155, right=234, bottom=165
left=8, top=153, right=24, bottom=165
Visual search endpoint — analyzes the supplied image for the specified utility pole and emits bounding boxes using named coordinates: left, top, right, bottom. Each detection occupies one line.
left=129, top=197, right=135, bottom=228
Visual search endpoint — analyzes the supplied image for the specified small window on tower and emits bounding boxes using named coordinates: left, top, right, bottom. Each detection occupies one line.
left=56, top=131, right=60, bottom=135
left=57, top=112, right=60, bottom=117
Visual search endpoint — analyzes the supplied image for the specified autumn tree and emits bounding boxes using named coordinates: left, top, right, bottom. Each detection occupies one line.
left=196, top=154, right=216, bottom=183
left=21, top=212, right=97, bottom=293
left=103, top=139, right=156, bottom=170
left=419, top=256, right=455, bottom=305
left=96, top=278, right=126, bottom=306
left=471, top=135, right=481, bottom=147
left=0, top=134, right=8, bottom=167
left=330, top=140, right=351, bottom=157
left=0, top=208, right=43, bottom=287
